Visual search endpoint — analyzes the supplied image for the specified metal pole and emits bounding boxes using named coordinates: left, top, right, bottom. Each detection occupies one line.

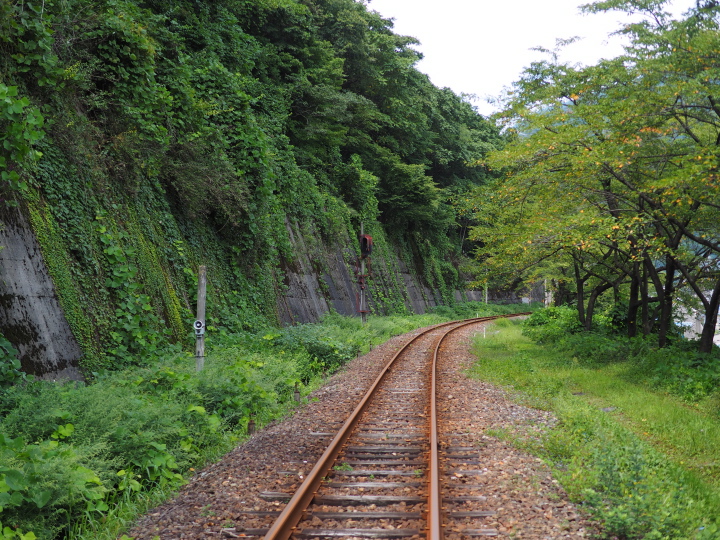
left=195, top=265, right=207, bottom=371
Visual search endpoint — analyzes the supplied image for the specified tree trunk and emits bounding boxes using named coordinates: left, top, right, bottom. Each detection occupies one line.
left=553, top=279, right=572, bottom=306
left=574, top=262, right=586, bottom=327
left=658, top=256, right=676, bottom=348
left=641, top=262, right=651, bottom=335
left=698, top=276, right=720, bottom=354
left=627, top=262, right=640, bottom=338
left=586, top=283, right=613, bottom=331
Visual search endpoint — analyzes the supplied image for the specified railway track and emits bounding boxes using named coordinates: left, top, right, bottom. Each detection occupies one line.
left=125, top=311, right=596, bottom=539
left=222, top=314, right=527, bottom=540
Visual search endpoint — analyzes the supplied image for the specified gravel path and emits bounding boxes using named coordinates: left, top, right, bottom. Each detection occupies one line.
left=126, top=322, right=599, bottom=539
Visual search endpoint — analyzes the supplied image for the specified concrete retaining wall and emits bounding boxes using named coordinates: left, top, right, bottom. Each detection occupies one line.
left=275, top=221, right=542, bottom=324
left=0, top=206, right=83, bottom=380
left=0, top=211, right=541, bottom=379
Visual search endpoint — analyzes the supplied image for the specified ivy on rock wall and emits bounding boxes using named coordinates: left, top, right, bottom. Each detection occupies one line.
left=0, top=0, right=502, bottom=373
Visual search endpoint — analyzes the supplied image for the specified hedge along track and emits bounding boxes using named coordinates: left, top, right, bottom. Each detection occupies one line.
left=259, top=314, right=529, bottom=540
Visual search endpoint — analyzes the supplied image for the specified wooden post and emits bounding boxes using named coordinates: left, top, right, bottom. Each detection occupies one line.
left=195, top=265, right=207, bottom=371
left=360, top=223, right=367, bottom=324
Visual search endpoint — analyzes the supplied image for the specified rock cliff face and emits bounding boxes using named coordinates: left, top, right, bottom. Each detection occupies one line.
left=0, top=206, right=84, bottom=380
left=0, top=211, right=539, bottom=380
left=276, top=220, right=444, bottom=324
left=1, top=209, right=445, bottom=377
left=277, top=243, right=440, bottom=324
left=275, top=221, right=543, bottom=325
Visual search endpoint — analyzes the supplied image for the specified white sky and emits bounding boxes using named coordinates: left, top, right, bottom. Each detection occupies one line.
left=366, top=0, right=697, bottom=115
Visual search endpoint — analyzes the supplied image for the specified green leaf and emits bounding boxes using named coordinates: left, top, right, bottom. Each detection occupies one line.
left=31, top=490, right=52, bottom=508
left=3, top=470, right=28, bottom=491
left=186, top=405, right=206, bottom=415
left=0, top=434, right=24, bottom=452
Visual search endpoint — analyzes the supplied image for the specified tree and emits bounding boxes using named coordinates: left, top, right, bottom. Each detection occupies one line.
left=474, top=0, right=720, bottom=351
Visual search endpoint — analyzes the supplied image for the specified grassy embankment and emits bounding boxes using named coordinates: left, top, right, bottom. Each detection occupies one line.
left=470, top=311, right=720, bottom=539
left=0, top=302, right=527, bottom=540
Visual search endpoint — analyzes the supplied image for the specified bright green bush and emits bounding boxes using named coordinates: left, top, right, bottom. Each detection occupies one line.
left=522, top=306, right=583, bottom=343
left=0, top=432, right=106, bottom=539
left=0, top=361, right=250, bottom=537
left=271, top=324, right=359, bottom=383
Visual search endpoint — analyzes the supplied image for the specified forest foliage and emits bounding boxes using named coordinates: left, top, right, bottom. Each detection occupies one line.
left=0, top=0, right=502, bottom=372
left=471, top=0, right=720, bottom=353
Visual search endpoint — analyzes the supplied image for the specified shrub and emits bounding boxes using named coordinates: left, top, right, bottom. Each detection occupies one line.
left=631, top=346, right=720, bottom=403
left=0, top=433, right=106, bottom=539
left=271, top=324, right=359, bottom=383
left=522, top=306, right=582, bottom=343
left=0, top=372, right=232, bottom=537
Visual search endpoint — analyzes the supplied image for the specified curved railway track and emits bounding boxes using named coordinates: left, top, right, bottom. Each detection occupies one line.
left=243, top=313, right=528, bottom=540
left=125, top=311, right=597, bottom=540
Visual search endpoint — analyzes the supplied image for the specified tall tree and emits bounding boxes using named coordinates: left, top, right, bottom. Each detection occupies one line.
left=474, top=0, right=720, bottom=351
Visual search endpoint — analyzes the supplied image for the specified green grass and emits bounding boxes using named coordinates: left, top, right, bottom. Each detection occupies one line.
left=470, top=319, right=720, bottom=539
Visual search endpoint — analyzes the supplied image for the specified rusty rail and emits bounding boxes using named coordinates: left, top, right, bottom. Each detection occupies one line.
left=263, top=314, right=529, bottom=540
left=427, top=316, right=524, bottom=539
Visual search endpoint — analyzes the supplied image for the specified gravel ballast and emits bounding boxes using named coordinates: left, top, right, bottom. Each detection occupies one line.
left=126, top=321, right=598, bottom=539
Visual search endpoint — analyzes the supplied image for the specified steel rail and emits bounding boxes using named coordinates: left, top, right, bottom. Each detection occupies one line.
left=427, top=313, right=529, bottom=539
left=427, top=316, right=506, bottom=539
left=262, top=318, right=466, bottom=540
left=263, top=314, right=529, bottom=540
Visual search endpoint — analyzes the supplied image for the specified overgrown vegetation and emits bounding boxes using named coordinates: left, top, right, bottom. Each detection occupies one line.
left=523, top=306, right=720, bottom=408
left=0, top=0, right=503, bottom=375
left=471, top=312, right=720, bottom=539
left=0, top=305, right=523, bottom=539
left=0, top=333, right=24, bottom=388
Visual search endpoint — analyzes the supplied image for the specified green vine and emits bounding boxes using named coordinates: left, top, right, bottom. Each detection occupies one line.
left=0, top=331, right=24, bottom=388
left=96, top=214, right=170, bottom=366
left=26, top=199, right=104, bottom=371
left=0, top=84, right=44, bottom=196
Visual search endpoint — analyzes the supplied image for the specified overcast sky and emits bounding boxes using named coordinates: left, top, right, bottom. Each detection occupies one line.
left=366, top=0, right=697, bottom=115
